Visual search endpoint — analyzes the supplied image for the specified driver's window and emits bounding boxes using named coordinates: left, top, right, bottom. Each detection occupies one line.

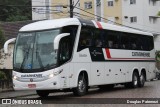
left=58, top=36, right=71, bottom=65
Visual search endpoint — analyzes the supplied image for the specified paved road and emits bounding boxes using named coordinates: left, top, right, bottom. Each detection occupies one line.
left=15, top=80, right=160, bottom=99
left=0, top=80, right=160, bottom=107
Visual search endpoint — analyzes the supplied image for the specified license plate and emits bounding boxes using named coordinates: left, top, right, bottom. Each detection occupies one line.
left=28, top=84, right=36, bottom=88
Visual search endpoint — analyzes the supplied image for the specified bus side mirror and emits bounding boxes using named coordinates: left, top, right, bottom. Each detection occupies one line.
left=53, top=33, right=70, bottom=50
left=4, top=38, right=16, bottom=54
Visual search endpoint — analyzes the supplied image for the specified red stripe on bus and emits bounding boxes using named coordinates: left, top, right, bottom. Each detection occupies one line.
left=105, top=48, right=111, bottom=58
left=96, top=21, right=103, bottom=29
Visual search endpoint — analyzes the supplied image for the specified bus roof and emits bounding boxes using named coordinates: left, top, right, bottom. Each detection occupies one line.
left=19, top=18, right=152, bottom=36
left=19, top=18, right=80, bottom=32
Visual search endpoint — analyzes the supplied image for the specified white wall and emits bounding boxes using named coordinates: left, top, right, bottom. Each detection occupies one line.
left=122, top=0, right=160, bottom=33
left=122, top=0, right=144, bottom=29
left=32, top=0, right=49, bottom=20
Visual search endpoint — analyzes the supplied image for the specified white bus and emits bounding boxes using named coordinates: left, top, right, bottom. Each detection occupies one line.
left=12, top=18, right=156, bottom=97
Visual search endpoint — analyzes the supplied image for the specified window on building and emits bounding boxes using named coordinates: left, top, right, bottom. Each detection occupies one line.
left=108, top=1, right=114, bottom=7
left=55, top=6, right=62, bottom=12
left=130, top=16, right=137, bottom=23
left=84, top=2, right=92, bottom=9
left=130, top=0, right=136, bottom=4
left=96, top=0, right=101, bottom=6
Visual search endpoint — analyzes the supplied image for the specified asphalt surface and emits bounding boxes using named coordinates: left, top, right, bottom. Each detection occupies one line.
left=0, top=80, right=160, bottom=107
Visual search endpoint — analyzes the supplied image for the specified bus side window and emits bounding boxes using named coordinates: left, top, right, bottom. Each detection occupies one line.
left=78, top=27, right=92, bottom=51
left=105, top=31, right=119, bottom=49
left=94, top=29, right=104, bottom=48
left=120, top=34, right=130, bottom=49
left=130, top=35, right=137, bottom=50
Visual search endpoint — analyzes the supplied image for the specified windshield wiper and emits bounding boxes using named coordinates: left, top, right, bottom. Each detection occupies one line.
left=36, top=50, right=44, bottom=71
left=19, top=47, right=30, bottom=72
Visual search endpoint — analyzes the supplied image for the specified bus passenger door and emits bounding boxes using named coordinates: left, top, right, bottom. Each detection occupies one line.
left=58, top=36, right=72, bottom=88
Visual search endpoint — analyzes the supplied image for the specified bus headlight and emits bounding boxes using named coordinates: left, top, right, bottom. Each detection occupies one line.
left=49, top=74, right=54, bottom=78
left=54, top=69, right=63, bottom=76
left=49, top=69, right=63, bottom=78
left=13, top=75, right=18, bottom=80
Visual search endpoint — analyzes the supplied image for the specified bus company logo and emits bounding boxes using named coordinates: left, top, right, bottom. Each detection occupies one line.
left=79, top=54, right=87, bottom=57
left=91, top=50, right=102, bottom=56
left=30, top=78, right=33, bottom=82
left=2, top=99, right=11, bottom=104
left=21, top=74, right=43, bottom=78
left=132, top=52, right=150, bottom=57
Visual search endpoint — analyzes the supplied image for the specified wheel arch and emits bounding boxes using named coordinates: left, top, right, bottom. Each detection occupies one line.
left=132, top=68, right=140, bottom=77
left=75, top=70, right=89, bottom=87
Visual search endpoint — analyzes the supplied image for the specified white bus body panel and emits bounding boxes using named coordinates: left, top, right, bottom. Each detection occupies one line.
left=13, top=18, right=156, bottom=90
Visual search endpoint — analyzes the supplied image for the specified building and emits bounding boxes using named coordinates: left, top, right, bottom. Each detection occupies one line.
left=101, top=0, right=160, bottom=50
left=32, top=0, right=160, bottom=50
left=32, top=0, right=95, bottom=20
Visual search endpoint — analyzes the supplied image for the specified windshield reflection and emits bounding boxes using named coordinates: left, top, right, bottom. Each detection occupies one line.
left=13, top=29, right=60, bottom=73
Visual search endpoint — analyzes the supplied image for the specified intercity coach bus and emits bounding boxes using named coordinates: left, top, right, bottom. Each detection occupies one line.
left=12, top=18, right=156, bottom=97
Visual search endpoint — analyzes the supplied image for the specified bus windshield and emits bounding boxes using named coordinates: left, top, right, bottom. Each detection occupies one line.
left=13, top=29, right=60, bottom=73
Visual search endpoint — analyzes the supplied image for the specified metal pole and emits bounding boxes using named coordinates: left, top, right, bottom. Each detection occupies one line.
left=70, top=0, right=73, bottom=18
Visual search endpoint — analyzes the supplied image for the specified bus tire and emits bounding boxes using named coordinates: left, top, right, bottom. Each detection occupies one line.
left=36, top=90, right=49, bottom=97
left=138, top=72, right=145, bottom=87
left=125, top=72, right=139, bottom=88
left=73, top=75, right=87, bottom=96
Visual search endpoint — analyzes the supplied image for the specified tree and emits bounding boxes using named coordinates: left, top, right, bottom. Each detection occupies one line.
left=0, top=28, right=6, bottom=48
left=158, top=11, right=160, bottom=16
left=0, top=0, right=32, bottom=22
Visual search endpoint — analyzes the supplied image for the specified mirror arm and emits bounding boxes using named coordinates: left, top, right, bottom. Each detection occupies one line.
left=54, top=33, right=70, bottom=50
left=4, top=38, right=16, bottom=54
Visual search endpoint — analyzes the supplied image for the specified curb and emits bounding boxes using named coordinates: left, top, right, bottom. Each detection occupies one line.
left=0, top=88, right=14, bottom=93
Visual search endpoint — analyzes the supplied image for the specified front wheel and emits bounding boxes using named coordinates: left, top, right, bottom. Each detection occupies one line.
left=36, top=90, right=49, bottom=97
left=73, top=75, right=88, bottom=96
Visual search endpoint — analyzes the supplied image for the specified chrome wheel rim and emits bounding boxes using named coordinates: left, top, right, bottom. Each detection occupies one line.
left=134, top=75, right=138, bottom=86
left=78, top=79, right=85, bottom=92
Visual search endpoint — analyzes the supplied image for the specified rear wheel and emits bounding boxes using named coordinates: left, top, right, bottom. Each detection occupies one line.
left=36, top=90, right=49, bottom=97
left=125, top=72, right=139, bottom=88
left=73, top=75, right=88, bottom=96
left=138, top=72, right=145, bottom=87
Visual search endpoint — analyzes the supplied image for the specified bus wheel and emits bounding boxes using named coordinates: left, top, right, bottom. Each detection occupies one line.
left=73, top=75, right=87, bottom=96
left=125, top=72, right=139, bottom=88
left=138, top=72, right=145, bottom=87
left=131, top=72, right=139, bottom=88
left=36, top=90, right=49, bottom=97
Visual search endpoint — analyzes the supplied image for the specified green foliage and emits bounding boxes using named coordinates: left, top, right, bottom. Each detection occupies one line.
left=0, top=71, right=7, bottom=80
left=0, top=28, right=6, bottom=46
left=0, top=0, right=32, bottom=22
left=156, top=51, right=160, bottom=62
left=158, top=11, right=160, bottom=16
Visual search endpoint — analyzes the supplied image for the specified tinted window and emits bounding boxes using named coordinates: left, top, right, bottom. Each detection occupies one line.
left=78, top=27, right=93, bottom=51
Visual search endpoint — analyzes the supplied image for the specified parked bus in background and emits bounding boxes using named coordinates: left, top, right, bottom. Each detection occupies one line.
left=10, top=18, right=156, bottom=97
